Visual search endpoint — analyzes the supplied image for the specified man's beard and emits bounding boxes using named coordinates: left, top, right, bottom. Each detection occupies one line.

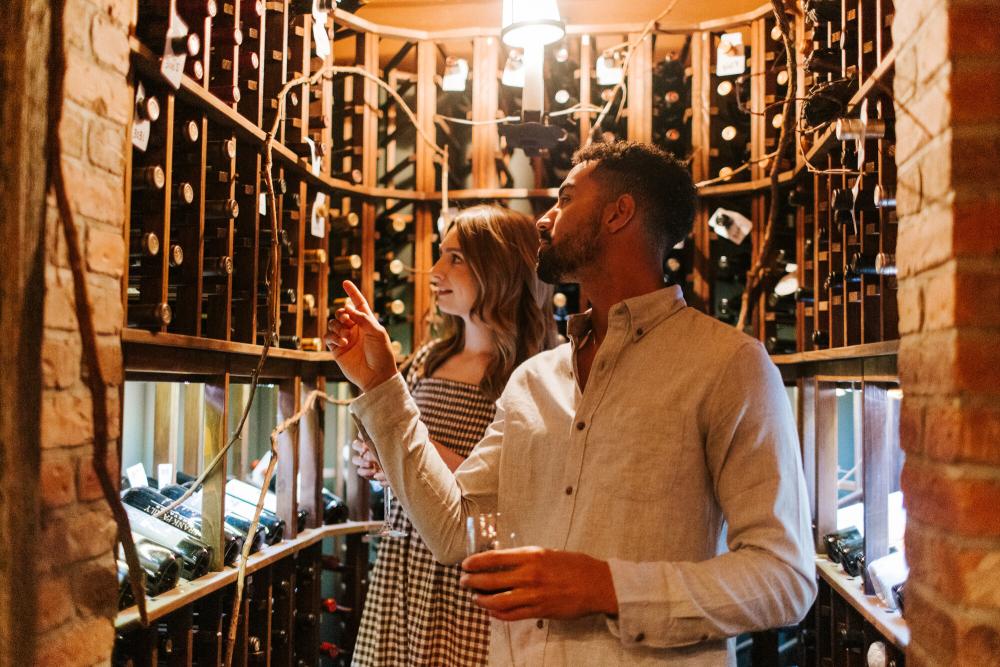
left=536, top=218, right=602, bottom=285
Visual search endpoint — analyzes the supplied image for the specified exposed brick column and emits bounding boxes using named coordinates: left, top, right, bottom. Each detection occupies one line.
left=33, top=0, right=131, bottom=664
left=894, top=1, right=1000, bottom=665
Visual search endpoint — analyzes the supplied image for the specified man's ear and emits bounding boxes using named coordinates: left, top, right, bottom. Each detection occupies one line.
left=603, top=193, right=637, bottom=234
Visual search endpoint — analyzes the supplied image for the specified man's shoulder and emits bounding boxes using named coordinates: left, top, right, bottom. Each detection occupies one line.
left=668, top=305, right=763, bottom=357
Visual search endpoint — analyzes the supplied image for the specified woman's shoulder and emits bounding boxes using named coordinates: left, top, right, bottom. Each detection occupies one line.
left=401, top=339, right=440, bottom=385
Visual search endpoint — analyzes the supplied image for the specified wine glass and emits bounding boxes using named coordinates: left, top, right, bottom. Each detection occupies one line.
left=372, top=483, right=406, bottom=539
left=466, top=512, right=516, bottom=554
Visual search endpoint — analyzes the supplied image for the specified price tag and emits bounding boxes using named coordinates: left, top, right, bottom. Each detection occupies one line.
left=126, top=462, right=149, bottom=489
left=312, top=7, right=332, bottom=60
left=311, top=192, right=327, bottom=238
left=709, top=207, right=752, bottom=245
left=308, top=137, right=323, bottom=176
left=259, top=192, right=268, bottom=216
left=132, top=83, right=151, bottom=151
left=716, top=32, right=746, bottom=77
left=157, top=463, right=174, bottom=489
left=160, top=10, right=189, bottom=89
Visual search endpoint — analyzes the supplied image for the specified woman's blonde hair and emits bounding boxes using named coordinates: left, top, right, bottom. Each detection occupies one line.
left=424, top=205, right=557, bottom=400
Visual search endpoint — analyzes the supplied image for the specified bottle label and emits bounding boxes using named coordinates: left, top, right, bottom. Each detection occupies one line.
left=126, top=462, right=149, bottom=489
left=157, top=463, right=174, bottom=489
left=311, top=192, right=327, bottom=238
left=131, top=83, right=151, bottom=151
left=716, top=33, right=746, bottom=77
left=160, top=10, right=189, bottom=89
left=312, top=7, right=331, bottom=60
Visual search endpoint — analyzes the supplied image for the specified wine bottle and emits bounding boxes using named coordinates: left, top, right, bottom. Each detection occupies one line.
left=116, top=560, right=135, bottom=609
left=158, top=483, right=267, bottom=551
left=123, top=503, right=212, bottom=579
left=321, top=488, right=349, bottom=524
left=168, top=474, right=286, bottom=544
left=225, top=478, right=309, bottom=532
left=122, top=486, right=245, bottom=565
left=134, top=165, right=167, bottom=191
left=129, top=302, right=173, bottom=327
left=331, top=254, right=362, bottom=273
left=130, top=231, right=161, bottom=259
left=129, top=536, right=183, bottom=595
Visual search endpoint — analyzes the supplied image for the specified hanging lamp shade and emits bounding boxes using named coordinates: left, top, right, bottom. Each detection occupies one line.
left=501, top=0, right=565, bottom=48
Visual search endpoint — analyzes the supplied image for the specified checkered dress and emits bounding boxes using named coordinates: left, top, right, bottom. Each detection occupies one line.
left=352, top=344, right=495, bottom=667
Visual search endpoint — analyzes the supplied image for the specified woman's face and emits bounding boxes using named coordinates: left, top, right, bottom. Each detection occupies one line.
left=431, top=227, right=478, bottom=319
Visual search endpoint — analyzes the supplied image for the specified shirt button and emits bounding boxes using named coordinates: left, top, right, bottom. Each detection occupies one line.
left=636, top=327, right=644, bottom=337
left=635, top=632, right=645, bottom=642
left=576, top=421, right=585, bottom=430
left=700, top=634, right=709, bottom=641
left=536, top=620, right=545, bottom=629
left=565, top=486, right=573, bottom=495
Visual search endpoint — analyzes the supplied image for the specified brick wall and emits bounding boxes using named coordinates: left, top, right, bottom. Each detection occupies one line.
left=34, top=0, right=131, bottom=664
left=894, top=0, right=1000, bottom=664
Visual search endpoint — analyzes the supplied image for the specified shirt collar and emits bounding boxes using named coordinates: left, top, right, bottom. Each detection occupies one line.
left=567, top=285, right=688, bottom=345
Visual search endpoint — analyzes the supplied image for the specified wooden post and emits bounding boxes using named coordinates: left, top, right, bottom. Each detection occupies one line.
left=203, top=377, right=230, bottom=571
left=276, top=377, right=301, bottom=539
left=815, top=381, right=839, bottom=551
left=299, top=377, right=323, bottom=529
left=472, top=36, right=500, bottom=188
left=626, top=32, right=652, bottom=143
left=0, top=2, right=49, bottom=662
left=862, top=381, right=889, bottom=594
left=413, top=40, right=438, bottom=350
left=355, top=32, right=379, bottom=305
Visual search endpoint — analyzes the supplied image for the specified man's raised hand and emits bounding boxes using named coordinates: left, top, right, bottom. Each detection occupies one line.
left=324, top=280, right=398, bottom=392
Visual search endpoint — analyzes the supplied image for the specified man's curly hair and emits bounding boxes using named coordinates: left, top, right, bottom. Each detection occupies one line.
left=572, top=141, right=696, bottom=260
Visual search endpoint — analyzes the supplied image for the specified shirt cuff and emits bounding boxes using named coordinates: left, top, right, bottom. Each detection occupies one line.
left=605, top=558, right=659, bottom=648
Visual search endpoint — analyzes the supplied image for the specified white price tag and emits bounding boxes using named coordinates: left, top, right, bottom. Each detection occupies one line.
left=157, top=463, right=174, bottom=489
left=709, top=207, right=753, bottom=245
left=312, top=9, right=331, bottom=60
left=126, top=462, right=149, bottom=489
left=716, top=32, right=746, bottom=77
left=132, top=119, right=151, bottom=151
left=132, top=82, right=151, bottom=151
left=311, top=192, right=327, bottom=238
left=160, top=10, right=189, bottom=89
left=259, top=192, right=268, bottom=216
left=308, top=138, right=323, bottom=176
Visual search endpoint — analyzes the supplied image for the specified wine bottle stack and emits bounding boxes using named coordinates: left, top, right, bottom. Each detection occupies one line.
left=651, top=55, right=692, bottom=162
left=708, top=30, right=752, bottom=182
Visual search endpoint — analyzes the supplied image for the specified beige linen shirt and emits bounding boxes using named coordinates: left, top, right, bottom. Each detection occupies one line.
left=352, top=285, right=816, bottom=666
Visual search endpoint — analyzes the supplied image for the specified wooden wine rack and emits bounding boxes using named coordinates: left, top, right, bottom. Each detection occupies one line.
left=119, top=2, right=908, bottom=665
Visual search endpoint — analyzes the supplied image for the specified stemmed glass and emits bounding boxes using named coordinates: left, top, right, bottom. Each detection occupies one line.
left=373, top=483, right=406, bottom=539
left=353, top=419, right=406, bottom=539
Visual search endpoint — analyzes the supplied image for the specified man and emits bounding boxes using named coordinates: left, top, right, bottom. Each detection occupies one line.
left=326, top=142, right=816, bottom=665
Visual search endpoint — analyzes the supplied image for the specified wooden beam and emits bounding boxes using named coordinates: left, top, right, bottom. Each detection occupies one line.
left=0, top=0, right=49, bottom=661
left=814, top=381, right=839, bottom=551
left=203, top=377, right=230, bottom=571
left=472, top=36, right=500, bottom=188
left=862, top=382, right=890, bottom=594
left=413, top=40, right=437, bottom=350
left=276, top=378, right=301, bottom=540
left=626, top=32, right=652, bottom=143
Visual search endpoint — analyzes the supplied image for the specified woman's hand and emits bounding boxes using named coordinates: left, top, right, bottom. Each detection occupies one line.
left=324, top=281, right=398, bottom=392
left=350, top=436, right=388, bottom=486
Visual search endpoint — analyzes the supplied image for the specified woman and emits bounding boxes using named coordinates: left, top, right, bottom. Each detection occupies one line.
left=350, top=205, right=555, bottom=666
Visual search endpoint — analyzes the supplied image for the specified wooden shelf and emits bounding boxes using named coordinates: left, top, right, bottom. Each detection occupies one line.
left=115, top=521, right=381, bottom=630
left=446, top=187, right=559, bottom=200
left=123, top=329, right=345, bottom=381
left=698, top=170, right=796, bottom=197
left=130, top=38, right=428, bottom=204
left=771, top=340, right=898, bottom=366
left=816, top=556, right=909, bottom=650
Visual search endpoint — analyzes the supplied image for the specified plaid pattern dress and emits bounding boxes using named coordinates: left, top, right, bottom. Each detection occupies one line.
left=352, top=344, right=495, bottom=667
